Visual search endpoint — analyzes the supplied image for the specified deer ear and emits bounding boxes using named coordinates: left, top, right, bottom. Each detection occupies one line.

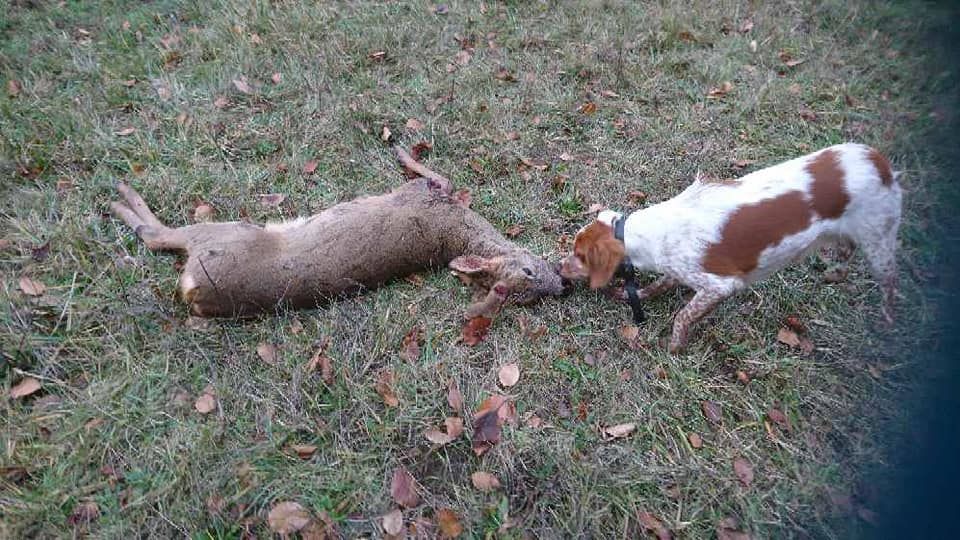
left=449, top=255, right=491, bottom=275
left=585, top=234, right=624, bottom=289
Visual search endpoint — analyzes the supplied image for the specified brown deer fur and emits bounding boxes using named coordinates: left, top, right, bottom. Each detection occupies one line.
left=110, top=147, right=567, bottom=317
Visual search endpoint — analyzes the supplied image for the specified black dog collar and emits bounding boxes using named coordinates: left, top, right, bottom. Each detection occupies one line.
left=613, top=216, right=646, bottom=325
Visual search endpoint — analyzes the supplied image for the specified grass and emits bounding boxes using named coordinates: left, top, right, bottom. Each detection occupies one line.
left=1, top=0, right=957, bottom=537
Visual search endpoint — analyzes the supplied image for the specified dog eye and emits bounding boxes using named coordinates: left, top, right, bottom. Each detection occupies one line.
left=522, top=267, right=534, bottom=277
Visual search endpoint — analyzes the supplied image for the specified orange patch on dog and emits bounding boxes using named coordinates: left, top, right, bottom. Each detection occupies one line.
left=868, top=148, right=894, bottom=186
left=806, top=149, right=849, bottom=219
left=573, top=221, right=625, bottom=289
left=703, top=191, right=812, bottom=276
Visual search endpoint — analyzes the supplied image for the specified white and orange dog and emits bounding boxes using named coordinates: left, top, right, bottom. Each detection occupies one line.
left=561, top=143, right=902, bottom=352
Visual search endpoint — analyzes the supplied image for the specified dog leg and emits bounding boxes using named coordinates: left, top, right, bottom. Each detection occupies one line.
left=669, top=290, right=727, bottom=353
left=638, top=275, right=680, bottom=300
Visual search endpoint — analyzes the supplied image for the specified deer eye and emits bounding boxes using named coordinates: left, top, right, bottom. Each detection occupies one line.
left=522, top=267, right=534, bottom=277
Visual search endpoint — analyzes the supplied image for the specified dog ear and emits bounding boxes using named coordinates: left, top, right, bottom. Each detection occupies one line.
left=578, top=223, right=624, bottom=289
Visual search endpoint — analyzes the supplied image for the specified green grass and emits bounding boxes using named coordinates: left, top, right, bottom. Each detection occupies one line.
left=1, top=0, right=957, bottom=537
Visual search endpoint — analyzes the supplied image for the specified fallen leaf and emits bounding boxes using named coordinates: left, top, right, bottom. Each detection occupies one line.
left=504, top=130, right=520, bottom=141
left=399, top=326, right=422, bottom=362
left=368, top=50, right=387, bottom=61
left=702, top=401, right=722, bottom=425
left=382, top=508, right=404, bottom=536
left=67, top=501, right=99, bottom=526
left=687, top=432, right=703, bottom=448
left=579, top=101, right=598, bottom=114
left=638, top=511, right=673, bottom=540
left=716, top=517, right=752, bottom=540
left=7, top=79, right=22, bottom=97
left=677, top=30, right=696, bottom=42
left=406, top=118, right=425, bottom=131
left=627, top=191, right=647, bottom=205
left=732, top=159, right=756, bottom=169
left=381, top=125, right=392, bottom=142
left=271, top=72, right=282, bottom=84
left=194, top=392, right=217, bottom=414
left=115, top=127, right=136, bottom=136
left=798, top=336, right=814, bottom=355
left=767, top=408, right=789, bottom=429
left=498, top=363, right=520, bottom=387
left=410, top=141, right=433, bottom=162
left=525, top=414, right=543, bottom=428
left=707, top=81, right=734, bottom=98
left=455, top=50, right=472, bottom=65
left=471, top=471, right=501, bottom=491
left=558, top=151, right=574, bottom=162
left=493, top=67, right=515, bottom=81
left=776, top=328, right=801, bottom=348
left=290, top=444, right=317, bottom=460
left=461, top=316, right=491, bottom=346
left=257, top=342, right=279, bottom=365
left=193, top=203, right=216, bottom=222
left=739, top=18, right=754, bottom=33
left=733, top=457, right=754, bottom=487
left=799, top=108, right=817, bottom=121
left=447, top=381, right=463, bottom=411
left=390, top=467, right=420, bottom=508
left=784, top=58, right=805, bottom=67
left=436, top=508, right=463, bottom=538
left=268, top=501, right=311, bottom=535
left=19, top=277, right=46, bottom=296
left=10, top=377, right=41, bottom=399
left=601, top=423, right=636, bottom=440
left=736, top=370, right=751, bottom=384
left=619, top=325, right=642, bottom=349
left=472, top=394, right=509, bottom=456
left=302, top=160, right=319, bottom=175
left=232, top=77, right=253, bottom=94
left=601, top=89, right=620, bottom=98
left=205, top=494, right=226, bottom=516
left=259, top=193, right=286, bottom=207
left=784, top=315, right=806, bottom=333
left=84, top=417, right=105, bottom=431
left=505, top=224, right=524, bottom=238
left=425, top=417, right=464, bottom=445
left=376, top=370, right=400, bottom=407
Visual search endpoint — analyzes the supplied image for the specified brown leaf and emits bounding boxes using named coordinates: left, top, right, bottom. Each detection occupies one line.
left=406, top=118, right=425, bottom=131
left=268, top=501, right=311, bottom=535
left=368, top=50, right=387, bottom=61
left=472, top=394, right=509, bottom=456
left=799, top=108, right=817, bottom=121
left=525, top=414, right=544, bottom=428
left=257, top=342, right=279, bottom=365
left=619, top=325, right=642, bottom=349
left=10, top=377, right=41, bottom=399
left=194, top=392, right=217, bottom=414
left=784, top=58, right=805, bottom=67
left=627, top=190, right=648, bottom=206
left=498, top=363, right=520, bottom=387
left=716, top=517, right=752, bottom=540
left=505, top=224, right=524, bottom=238
left=18, top=277, right=46, bottom=296
left=193, top=203, right=216, bottom=222
left=382, top=508, right=404, bottom=536
left=701, top=401, right=722, bottom=425
left=471, top=471, right=501, bottom=491
left=447, top=381, right=463, bottom=411
left=425, top=417, right=464, bottom=445
left=600, top=89, right=620, bottom=98
left=601, top=423, right=636, bottom=440
left=579, top=101, right=598, bottom=114
left=67, top=501, right=99, bottom=526
left=115, top=127, right=136, bottom=136
left=376, top=370, right=400, bottom=407
left=767, top=408, right=789, bottom=429
left=436, top=508, right=463, bottom=538
left=390, top=467, right=420, bottom=508
left=733, top=457, right=754, bottom=487
left=493, top=67, right=515, bottom=81
left=410, top=140, right=433, bottom=162
left=677, top=30, right=696, bottom=42
left=736, top=370, right=751, bottom=384
left=258, top=193, right=286, bottom=207
left=798, top=336, right=814, bottom=356
left=8, top=79, right=22, bottom=97
left=290, top=444, right=317, bottom=460
left=558, top=151, right=574, bottom=162
left=232, top=77, right=253, bottom=94
left=302, top=160, right=319, bottom=175
left=461, top=316, right=491, bottom=346
left=776, top=328, right=801, bottom=348
left=687, top=432, right=703, bottom=448
left=732, top=159, right=756, bottom=169
left=784, top=315, right=806, bottom=333
left=399, top=327, right=423, bottom=362
left=271, top=72, right=282, bottom=84
left=638, top=511, right=673, bottom=540
left=84, top=417, right=105, bottom=432
left=707, top=81, right=734, bottom=98
left=455, top=50, right=472, bottom=65
left=738, top=18, right=754, bottom=34
left=444, top=416, right=464, bottom=438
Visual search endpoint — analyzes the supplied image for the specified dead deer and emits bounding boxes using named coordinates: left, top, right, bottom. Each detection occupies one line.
left=110, top=147, right=568, bottom=318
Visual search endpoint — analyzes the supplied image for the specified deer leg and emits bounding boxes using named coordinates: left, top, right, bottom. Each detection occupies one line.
left=111, top=185, right=187, bottom=252
left=118, top=182, right=167, bottom=230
